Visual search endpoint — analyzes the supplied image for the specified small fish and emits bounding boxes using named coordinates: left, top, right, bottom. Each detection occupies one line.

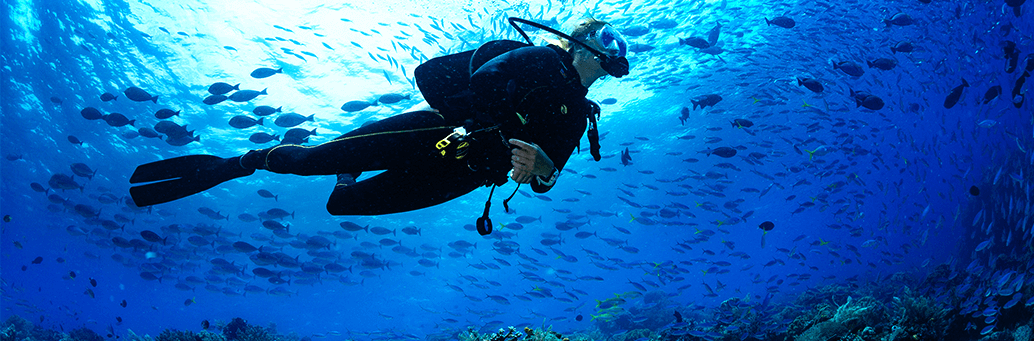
left=250, top=67, right=283, bottom=79
left=124, top=86, right=158, bottom=103
left=90, top=278, right=97, bottom=287
left=228, top=88, right=268, bottom=102
left=969, top=186, right=980, bottom=196
left=208, top=82, right=240, bottom=95
left=100, top=92, right=118, bottom=101
left=120, top=300, right=127, bottom=308
left=273, top=113, right=315, bottom=128
left=983, top=86, right=1002, bottom=104
left=891, top=41, right=914, bottom=53
left=705, top=147, right=737, bottom=158
left=883, top=13, right=913, bottom=27
left=184, top=297, right=195, bottom=306
left=31, top=256, right=43, bottom=264
left=84, top=289, right=95, bottom=298
left=202, top=320, right=210, bottom=329
left=154, top=109, right=180, bottom=119
left=758, top=221, right=774, bottom=231
left=253, top=106, right=283, bottom=116
left=228, top=115, right=264, bottom=129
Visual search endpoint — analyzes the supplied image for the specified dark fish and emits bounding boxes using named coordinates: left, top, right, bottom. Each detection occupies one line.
left=731, top=119, right=753, bottom=128
left=166, top=134, right=200, bottom=146
left=202, top=320, right=210, bottom=329
left=208, top=82, right=240, bottom=95
left=943, top=79, right=969, bottom=109
left=969, top=186, right=980, bottom=196
left=378, top=93, right=411, bottom=104
left=56, top=257, right=64, bottom=263
left=120, top=300, right=127, bottom=307
left=797, top=77, right=823, bottom=93
left=32, top=256, right=43, bottom=264
left=3, top=215, right=10, bottom=222
left=251, top=67, right=283, bottom=78
left=622, top=26, right=650, bottom=37
left=832, top=60, right=865, bottom=77
left=340, top=100, right=377, bottom=112
left=50, top=96, right=62, bottom=104
left=679, top=37, right=710, bottom=49
left=30, top=183, right=48, bottom=193
left=203, top=95, right=227, bottom=105
left=69, top=271, right=76, bottom=278
left=759, top=221, right=775, bottom=231
left=228, top=89, right=268, bottom=102
left=102, top=113, right=136, bottom=127
left=229, top=115, right=264, bottom=129
left=154, top=121, right=191, bottom=138
left=674, top=311, right=683, bottom=323
left=706, top=147, right=737, bottom=158
left=68, top=136, right=84, bottom=145
left=891, top=41, right=913, bottom=53
left=867, top=58, right=898, bottom=70
left=599, top=98, right=618, bottom=105
left=138, top=127, right=162, bottom=138
left=576, top=315, right=583, bottom=321
left=249, top=133, right=280, bottom=144
left=1004, top=41, right=1020, bottom=73
left=81, top=107, right=104, bottom=120
left=883, top=13, right=913, bottom=27
left=765, top=16, right=795, bottom=28
left=691, top=94, right=722, bottom=110
left=154, top=109, right=180, bottom=119
left=621, top=147, right=632, bottom=166
left=707, top=22, right=721, bottom=46
left=124, top=86, right=158, bottom=103
left=90, top=278, right=97, bottom=287
left=140, top=230, right=166, bottom=245
left=679, top=107, right=690, bottom=125
left=184, top=298, right=195, bottom=306
left=274, top=113, right=315, bottom=128
left=284, top=127, right=317, bottom=141
left=116, top=317, right=122, bottom=323
left=100, top=93, right=118, bottom=101
left=84, top=289, right=95, bottom=298
left=253, top=106, right=282, bottom=116
left=850, top=89, right=885, bottom=110
left=983, top=86, right=1002, bottom=104
left=70, top=163, right=97, bottom=179
left=257, top=189, right=278, bottom=201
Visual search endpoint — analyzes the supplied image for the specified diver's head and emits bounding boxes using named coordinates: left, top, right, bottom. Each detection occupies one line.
left=559, top=18, right=629, bottom=81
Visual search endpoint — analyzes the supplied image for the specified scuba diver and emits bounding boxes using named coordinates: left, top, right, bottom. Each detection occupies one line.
left=129, top=17, right=629, bottom=234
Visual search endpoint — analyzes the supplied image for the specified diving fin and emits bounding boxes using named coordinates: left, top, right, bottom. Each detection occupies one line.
left=129, top=154, right=255, bottom=207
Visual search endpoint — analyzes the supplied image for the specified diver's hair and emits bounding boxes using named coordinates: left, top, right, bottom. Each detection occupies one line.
left=543, top=18, right=611, bottom=52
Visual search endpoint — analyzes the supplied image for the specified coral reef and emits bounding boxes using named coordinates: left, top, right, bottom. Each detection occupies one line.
left=156, top=330, right=226, bottom=341
left=221, top=318, right=275, bottom=341
left=459, top=326, right=578, bottom=341
left=67, top=328, right=103, bottom=341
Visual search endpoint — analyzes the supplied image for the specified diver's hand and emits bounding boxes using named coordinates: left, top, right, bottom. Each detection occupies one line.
left=509, top=139, right=554, bottom=184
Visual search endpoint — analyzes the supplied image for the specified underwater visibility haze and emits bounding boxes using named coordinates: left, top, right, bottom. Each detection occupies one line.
left=2, top=0, right=1034, bottom=340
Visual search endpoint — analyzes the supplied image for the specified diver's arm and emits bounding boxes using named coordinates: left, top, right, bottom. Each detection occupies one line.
left=508, top=139, right=555, bottom=185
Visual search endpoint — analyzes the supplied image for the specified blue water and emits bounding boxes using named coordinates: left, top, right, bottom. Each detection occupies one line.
left=2, top=0, right=1032, bottom=340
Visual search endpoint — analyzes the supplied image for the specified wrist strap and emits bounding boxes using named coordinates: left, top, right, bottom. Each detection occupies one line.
left=536, top=168, right=559, bottom=186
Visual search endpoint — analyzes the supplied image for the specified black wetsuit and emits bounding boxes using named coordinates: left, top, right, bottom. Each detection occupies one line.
left=255, top=44, right=597, bottom=215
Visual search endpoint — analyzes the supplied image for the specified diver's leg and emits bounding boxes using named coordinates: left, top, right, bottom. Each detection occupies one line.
left=325, top=168, right=484, bottom=216
left=241, top=111, right=455, bottom=176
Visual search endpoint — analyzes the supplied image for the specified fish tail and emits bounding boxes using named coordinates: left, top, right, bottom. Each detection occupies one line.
left=764, top=18, right=770, bottom=26
left=257, top=117, right=264, bottom=126
left=151, top=96, right=158, bottom=104
left=961, top=78, right=969, bottom=87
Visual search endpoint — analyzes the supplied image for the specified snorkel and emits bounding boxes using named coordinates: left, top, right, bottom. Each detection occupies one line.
left=508, top=17, right=630, bottom=78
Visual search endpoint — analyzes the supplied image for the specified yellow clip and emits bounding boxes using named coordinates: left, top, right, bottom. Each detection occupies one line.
left=435, top=132, right=456, bottom=153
